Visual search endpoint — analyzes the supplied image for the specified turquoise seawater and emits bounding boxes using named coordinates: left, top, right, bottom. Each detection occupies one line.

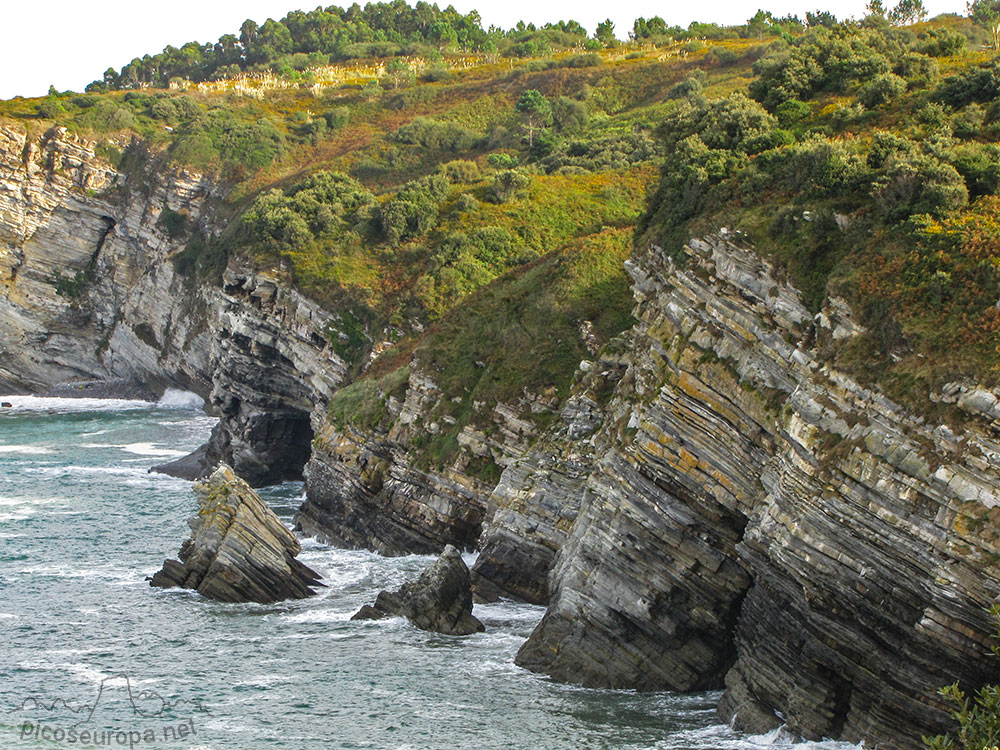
left=0, top=396, right=853, bottom=750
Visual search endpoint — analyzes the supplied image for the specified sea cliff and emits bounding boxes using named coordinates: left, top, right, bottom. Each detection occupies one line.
left=3, top=123, right=998, bottom=749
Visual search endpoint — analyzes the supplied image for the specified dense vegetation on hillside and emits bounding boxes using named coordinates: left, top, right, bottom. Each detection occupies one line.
left=2, top=1, right=1000, bottom=465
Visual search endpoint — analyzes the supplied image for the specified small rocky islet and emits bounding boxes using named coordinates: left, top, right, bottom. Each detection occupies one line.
left=149, top=465, right=322, bottom=603
left=151, top=466, right=483, bottom=636
left=4, top=6, right=1000, bottom=748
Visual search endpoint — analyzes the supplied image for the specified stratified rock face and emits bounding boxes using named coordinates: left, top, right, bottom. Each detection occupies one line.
left=0, top=125, right=349, bottom=486
left=296, top=366, right=544, bottom=555
left=201, top=269, right=347, bottom=485
left=352, top=545, right=484, bottom=635
left=470, top=357, right=628, bottom=605
left=511, top=236, right=1000, bottom=749
left=0, top=125, right=215, bottom=394
left=298, top=421, right=487, bottom=556
left=150, top=465, right=322, bottom=603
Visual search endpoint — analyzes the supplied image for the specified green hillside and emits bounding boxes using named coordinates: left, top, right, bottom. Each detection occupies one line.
left=4, top=2, right=1000, bottom=455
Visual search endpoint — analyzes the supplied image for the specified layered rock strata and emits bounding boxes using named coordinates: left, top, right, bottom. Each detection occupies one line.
left=296, top=366, right=548, bottom=554
left=352, top=544, right=484, bottom=635
left=0, top=125, right=349, bottom=484
left=508, top=235, right=1000, bottom=748
left=150, top=464, right=322, bottom=602
left=469, top=355, right=629, bottom=605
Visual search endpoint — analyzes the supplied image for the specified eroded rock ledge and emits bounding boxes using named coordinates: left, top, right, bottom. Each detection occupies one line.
left=150, top=465, right=322, bottom=603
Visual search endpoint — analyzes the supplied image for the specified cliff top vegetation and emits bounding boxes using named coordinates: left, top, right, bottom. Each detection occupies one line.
left=2, top=1, right=1000, bottom=467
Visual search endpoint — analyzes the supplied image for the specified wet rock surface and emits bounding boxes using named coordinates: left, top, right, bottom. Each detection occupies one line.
left=352, top=545, right=484, bottom=635
left=150, top=465, right=322, bottom=603
left=150, top=443, right=214, bottom=481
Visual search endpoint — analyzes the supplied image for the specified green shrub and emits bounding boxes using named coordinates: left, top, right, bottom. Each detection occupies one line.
left=775, top=98, right=811, bottom=125
left=379, top=174, right=450, bottom=243
left=872, top=152, right=968, bottom=221
left=749, top=27, right=902, bottom=109
left=951, top=104, right=986, bottom=139
left=895, top=53, right=939, bottom=88
left=169, top=110, right=284, bottom=173
left=487, top=152, right=519, bottom=169
left=456, top=193, right=478, bottom=212
left=712, top=48, right=741, bottom=66
left=37, top=99, right=66, bottom=119
left=323, top=106, right=351, bottom=130
left=831, top=102, right=867, bottom=127
left=240, top=171, right=374, bottom=257
left=938, top=58, right=1000, bottom=107
left=390, top=116, right=484, bottom=151
left=438, top=160, right=480, bottom=184
left=916, top=27, right=967, bottom=57
left=858, top=73, right=906, bottom=108
left=416, top=227, right=537, bottom=316
left=561, top=53, right=603, bottom=68
left=540, top=132, right=659, bottom=173
left=696, top=94, right=779, bottom=152
left=77, top=100, right=138, bottom=132
left=551, top=96, right=589, bottom=133
left=668, top=71, right=706, bottom=100
left=491, top=169, right=531, bottom=203
left=947, top=142, right=1000, bottom=197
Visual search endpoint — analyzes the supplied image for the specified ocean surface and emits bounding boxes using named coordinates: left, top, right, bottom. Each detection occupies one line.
left=0, top=395, right=858, bottom=750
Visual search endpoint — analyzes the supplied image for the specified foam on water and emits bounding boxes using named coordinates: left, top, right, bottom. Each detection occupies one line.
left=79, top=442, right=189, bottom=457
left=0, top=445, right=55, bottom=455
left=0, top=395, right=151, bottom=412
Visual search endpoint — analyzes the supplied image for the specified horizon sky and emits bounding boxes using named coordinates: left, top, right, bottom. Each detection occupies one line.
left=2, top=0, right=968, bottom=100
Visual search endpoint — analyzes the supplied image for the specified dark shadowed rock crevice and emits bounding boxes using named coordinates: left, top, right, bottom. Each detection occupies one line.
left=150, top=464, right=323, bottom=603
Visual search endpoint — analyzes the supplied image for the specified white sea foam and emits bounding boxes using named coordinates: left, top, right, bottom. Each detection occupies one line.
left=122, top=442, right=189, bottom=457
left=0, top=396, right=151, bottom=412
left=0, top=445, right=54, bottom=455
left=19, top=563, right=136, bottom=585
left=635, top=724, right=863, bottom=750
left=0, top=494, right=71, bottom=521
left=78, top=442, right=188, bottom=457
left=157, top=388, right=205, bottom=409
left=62, top=662, right=113, bottom=684
left=279, top=608, right=356, bottom=624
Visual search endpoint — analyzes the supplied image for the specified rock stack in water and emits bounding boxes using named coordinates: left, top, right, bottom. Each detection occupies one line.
left=150, top=465, right=322, bottom=603
left=352, top=545, right=484, bottom=635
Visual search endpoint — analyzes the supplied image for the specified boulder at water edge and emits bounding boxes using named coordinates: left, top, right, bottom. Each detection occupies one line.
left=352, top=545, right=484, bottom=635
left=150, top=464, right=322, bottom=603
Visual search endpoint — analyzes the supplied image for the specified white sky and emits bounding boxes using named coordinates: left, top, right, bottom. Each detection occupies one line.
left=2, top=0, right=966, bottom=99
